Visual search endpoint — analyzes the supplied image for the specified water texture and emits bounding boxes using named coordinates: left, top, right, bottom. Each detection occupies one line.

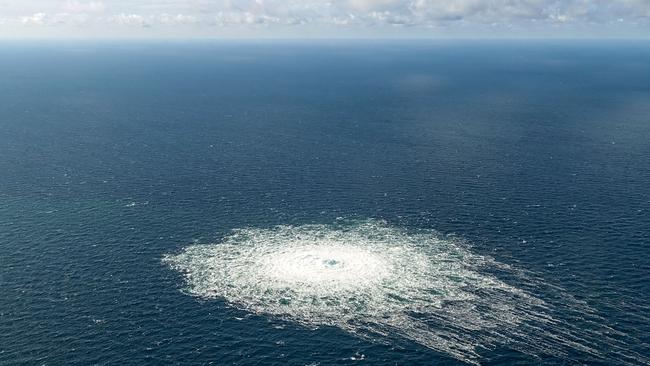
left=1, top=41, right=649, bottom=365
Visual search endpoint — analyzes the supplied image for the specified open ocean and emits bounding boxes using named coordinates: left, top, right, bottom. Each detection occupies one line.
left=1, top=41, right=649, bottom=365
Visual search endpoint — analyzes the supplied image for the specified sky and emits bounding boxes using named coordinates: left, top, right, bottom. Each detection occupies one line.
left=1, top=0, right=649, bottom=39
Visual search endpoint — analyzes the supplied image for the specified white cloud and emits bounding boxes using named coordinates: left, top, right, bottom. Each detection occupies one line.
left=158, top=13, right=199, bottom=25
left=4, top=0, right=650, bottom=37
left=20, top=11, right=92, bottom=26
left=108, top=13, right=149, bottom=27
left=213, top=11, right=281, bottom=26
left=20, top=12, right=48, bottom=25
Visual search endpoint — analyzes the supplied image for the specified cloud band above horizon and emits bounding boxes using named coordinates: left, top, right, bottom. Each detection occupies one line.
left=1, top=0, right=650, bottom=38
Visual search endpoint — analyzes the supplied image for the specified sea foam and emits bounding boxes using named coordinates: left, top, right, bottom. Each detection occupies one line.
left=163, top=219, right=644, bottom=364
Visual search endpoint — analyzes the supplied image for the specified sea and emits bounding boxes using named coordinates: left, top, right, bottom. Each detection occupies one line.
left=1, top=40, right=649, bottom=365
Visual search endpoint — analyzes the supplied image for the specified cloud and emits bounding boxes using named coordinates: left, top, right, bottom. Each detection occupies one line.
left=19, top=11, right=92, bottom=26
left=4, top=0, right=650, bottom=37
left=158, top=13, right=199, bottom=25
left=108, top=13, right=149, bottom=27
left=20, top=12, right=48, bottom=25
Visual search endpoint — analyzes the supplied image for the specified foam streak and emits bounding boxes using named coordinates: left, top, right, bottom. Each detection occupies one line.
left=164, top=220, right=647, bottom=365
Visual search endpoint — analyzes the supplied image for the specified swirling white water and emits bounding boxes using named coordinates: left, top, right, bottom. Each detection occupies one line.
left=163, top=220, right=646, bottom=364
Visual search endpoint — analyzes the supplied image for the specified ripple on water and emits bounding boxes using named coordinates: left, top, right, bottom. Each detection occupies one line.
left=163, top=219, right=648, bottom=365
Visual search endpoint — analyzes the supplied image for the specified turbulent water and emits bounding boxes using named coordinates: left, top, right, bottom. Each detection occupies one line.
left=164, top=220, right=646, bottom=365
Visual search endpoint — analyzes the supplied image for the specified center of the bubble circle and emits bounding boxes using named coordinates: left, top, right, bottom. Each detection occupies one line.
left=323, top=259, right=340, bottom=267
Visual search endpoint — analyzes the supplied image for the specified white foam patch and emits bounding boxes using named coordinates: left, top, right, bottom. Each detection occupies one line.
left=163, top=220, right=646, bottom=365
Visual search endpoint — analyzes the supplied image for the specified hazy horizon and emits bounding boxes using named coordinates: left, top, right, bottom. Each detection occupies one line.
left=2, top=0, right=650, bottom=39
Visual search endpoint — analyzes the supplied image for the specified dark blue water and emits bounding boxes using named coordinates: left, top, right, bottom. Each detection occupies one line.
left=1, top=41, right=649, bottom=365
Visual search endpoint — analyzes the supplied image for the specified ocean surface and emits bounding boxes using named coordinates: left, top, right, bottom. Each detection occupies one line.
left=1, top=41, right=649, bottom=365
